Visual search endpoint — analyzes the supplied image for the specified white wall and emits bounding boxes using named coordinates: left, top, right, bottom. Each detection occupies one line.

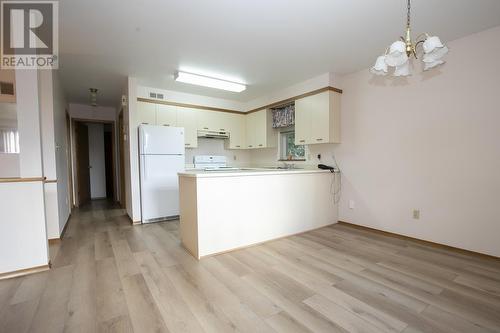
left=244, top=72, right=339, bottom=111
left=1, top=69, right=48, bottom=274
left=138, top=85, right=245, bottom=111
left=0, top=153, right=19, bottom=177
left=39, top=70, right=59, bottom=239
left=16, top=70, right=43, bottom=177
left=68, top=103, right=116, bottom=121
left=39, top=70, right=71, bottom=239
left=87, top=123, right=106, bottom=198
left=333, top=26, right=500, bottom=257
left=126, top=78, right=140, bottom=221
left=0, top=182, right=48, bottom=273
left=52, top=72, right=71, bottom=235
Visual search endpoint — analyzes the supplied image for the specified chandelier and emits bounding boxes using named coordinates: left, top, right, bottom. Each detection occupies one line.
left=371, top=0, right=448, bottom=77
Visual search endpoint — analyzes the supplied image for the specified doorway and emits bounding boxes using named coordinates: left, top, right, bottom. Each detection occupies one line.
left=118, top=110, right=126, bottom=208
left=73, top=119, right=116, bottom=206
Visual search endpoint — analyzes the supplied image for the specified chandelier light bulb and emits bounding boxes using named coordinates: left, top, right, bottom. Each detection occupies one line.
left=371, top=55, right=389, bottom=75
left=423, top=59, right=445, bottom=71
left=394, top=61, right=411, bottom=77
left=385, top=41, right=409, bottom=67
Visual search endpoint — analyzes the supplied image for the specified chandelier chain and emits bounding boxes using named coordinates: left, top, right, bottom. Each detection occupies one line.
left=407, top=0, right=411, bottom=28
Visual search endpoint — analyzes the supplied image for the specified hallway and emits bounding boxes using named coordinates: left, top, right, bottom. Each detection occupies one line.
left=1, top=201, right=500, bottom=332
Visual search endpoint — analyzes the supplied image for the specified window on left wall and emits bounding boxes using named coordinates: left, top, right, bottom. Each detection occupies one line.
left=0, top=70, right=18, bottom=155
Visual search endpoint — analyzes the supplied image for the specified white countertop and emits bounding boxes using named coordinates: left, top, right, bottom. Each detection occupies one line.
left=178, top=167, right=333, bottom=178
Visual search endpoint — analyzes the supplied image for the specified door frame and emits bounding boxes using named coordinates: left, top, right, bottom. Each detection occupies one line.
left=118, top=109, right=126, bottom=208
left=66, top=111, right=74, bottom=209
left=71, top=118, right=117, bottom=206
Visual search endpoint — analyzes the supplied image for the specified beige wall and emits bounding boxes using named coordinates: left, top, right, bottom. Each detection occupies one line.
left=249, top=26, right=500, bottom=257
left=333, top=26, right=500, bottom=257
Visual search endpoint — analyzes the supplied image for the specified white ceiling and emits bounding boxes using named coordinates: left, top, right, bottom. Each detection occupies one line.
left=58, top=0, right=500, bottom=106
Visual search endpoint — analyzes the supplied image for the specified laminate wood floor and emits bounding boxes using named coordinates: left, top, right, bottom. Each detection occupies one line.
left=1, top=200, right=500, bottom=333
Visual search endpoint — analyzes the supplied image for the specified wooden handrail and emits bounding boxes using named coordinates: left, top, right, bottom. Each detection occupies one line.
left=0, top=177, right=46, bottom=183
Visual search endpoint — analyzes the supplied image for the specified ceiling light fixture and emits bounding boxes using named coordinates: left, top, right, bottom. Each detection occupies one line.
left=174, top=71, right=246, bottom=92
left=371, top=0, right=448, bottom=77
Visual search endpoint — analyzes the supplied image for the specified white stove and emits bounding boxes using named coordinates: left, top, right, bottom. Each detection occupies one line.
left=193, top=155, right=239, bottom=171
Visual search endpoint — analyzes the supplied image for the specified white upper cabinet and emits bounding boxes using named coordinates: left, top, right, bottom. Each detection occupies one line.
left=196, top=110, right=232, bottom=132
left=245, top=112, right=256, bottom=149
left=156, top=104, right=177, bottom=127
left=137, top=88, right=340, bottom=151
left=294, top=91, right=341, bottom=145
left=137, top=101, right=157, bottom=125
left=245, top=109, right=276, bottom=149
left=196, top=110, right=217, bottom=131
left=176, top=107, right=198, bottom=148
left=225, top=113, right=246, bottom=149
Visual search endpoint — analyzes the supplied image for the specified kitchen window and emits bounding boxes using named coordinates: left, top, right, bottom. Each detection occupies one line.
left=280, top=130, right=305, bottom=161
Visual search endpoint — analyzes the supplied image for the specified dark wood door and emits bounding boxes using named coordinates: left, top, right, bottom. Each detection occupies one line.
left=76, top=122, right=91, bottom=206
left=104, top=130, right=114, bottom=199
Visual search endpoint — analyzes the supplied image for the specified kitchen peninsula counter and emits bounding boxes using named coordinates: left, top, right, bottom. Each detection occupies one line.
left=178, top=168, right=338, bottom=259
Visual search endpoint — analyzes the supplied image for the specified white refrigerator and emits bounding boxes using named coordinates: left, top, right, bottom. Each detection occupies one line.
left=139, top=124, right=185, bottom=223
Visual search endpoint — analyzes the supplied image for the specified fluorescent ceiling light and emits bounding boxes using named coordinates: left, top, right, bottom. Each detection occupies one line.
left=174, top=71, right=246, bottom=92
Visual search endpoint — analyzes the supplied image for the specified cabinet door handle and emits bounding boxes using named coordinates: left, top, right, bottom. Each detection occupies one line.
left=299, top=140, right=305, bottom=143
left=220, top=128, right=225, bottom=131
left=258, top=144, right=263, bottom=147
left=236, top=145, right=241, bottom=148
left=248, top=145, right=253, bottom=148
left=185, top=143, right=191, bottom=146
left=203, top=127, right=209, bottom=130
left=316, top=138, right=323, bottom=141
left=163, top=124, right=170, bottom=126
left=141, top=122, right=149, bottom=125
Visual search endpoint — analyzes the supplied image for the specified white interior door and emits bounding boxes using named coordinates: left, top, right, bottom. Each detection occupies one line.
left=140, top=154, right=184, bottom=222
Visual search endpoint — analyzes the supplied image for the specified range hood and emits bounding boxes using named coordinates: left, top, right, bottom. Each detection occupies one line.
left=197, top=129, right=229, bottom=139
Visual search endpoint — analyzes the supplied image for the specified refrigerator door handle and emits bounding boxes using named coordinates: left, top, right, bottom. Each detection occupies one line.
left=143, top=133, right=149, bottom=152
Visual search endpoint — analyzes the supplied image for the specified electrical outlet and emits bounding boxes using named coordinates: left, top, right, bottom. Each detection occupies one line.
left=349, top=200, right=355, bottom=209
left=413, top=209, right=420, bottom=219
